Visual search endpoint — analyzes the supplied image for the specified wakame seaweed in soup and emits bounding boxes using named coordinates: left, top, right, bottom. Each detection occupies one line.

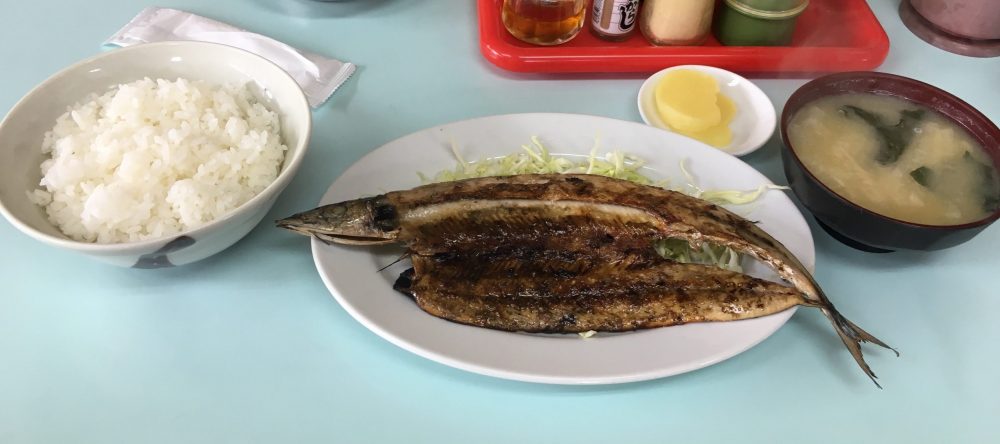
left=787, top=93, right=999, bottom=226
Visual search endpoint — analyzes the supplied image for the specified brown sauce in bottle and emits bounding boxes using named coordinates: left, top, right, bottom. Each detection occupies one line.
left=502, top=0, right=586, bottom=45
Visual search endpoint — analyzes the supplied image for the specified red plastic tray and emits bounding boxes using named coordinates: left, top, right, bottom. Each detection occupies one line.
left=478, top=0, right=890, bottom=75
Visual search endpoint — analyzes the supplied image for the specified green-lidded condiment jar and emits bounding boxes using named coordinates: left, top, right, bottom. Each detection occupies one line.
left=713, top=0, right=809, bottom=46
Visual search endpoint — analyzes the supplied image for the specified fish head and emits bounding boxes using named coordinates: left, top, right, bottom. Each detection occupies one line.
left=276, top=196, right=399, bottom=245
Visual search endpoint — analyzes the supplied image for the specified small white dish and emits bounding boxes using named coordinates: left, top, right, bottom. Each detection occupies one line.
left=637, top=65, right=776, bottom=157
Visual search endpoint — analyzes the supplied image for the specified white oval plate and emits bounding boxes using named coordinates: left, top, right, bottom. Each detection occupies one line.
left=637, top=65, right=777, bottom=157
left=311, top=113, right=814, bottom=385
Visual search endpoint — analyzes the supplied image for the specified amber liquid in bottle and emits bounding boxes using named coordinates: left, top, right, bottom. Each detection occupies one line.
left=502, top=0, right=586, bottom=46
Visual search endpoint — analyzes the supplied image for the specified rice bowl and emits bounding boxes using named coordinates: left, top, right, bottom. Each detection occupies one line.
left=0, top=41, right=312, bottom=267
left=32, top=77, right=287, bottom=244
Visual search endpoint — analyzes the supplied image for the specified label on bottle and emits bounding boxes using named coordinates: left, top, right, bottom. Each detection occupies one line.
left=592, top=0, right=639, bottom=35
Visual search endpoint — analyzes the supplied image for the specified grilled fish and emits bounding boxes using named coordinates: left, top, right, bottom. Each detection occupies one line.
left=395, top=255, right=813, bottom=333
left=278, top=174, right=897, bottom=386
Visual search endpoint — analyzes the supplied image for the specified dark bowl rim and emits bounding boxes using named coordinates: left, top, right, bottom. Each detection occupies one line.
left=779, top=71, right=1000, bottom=231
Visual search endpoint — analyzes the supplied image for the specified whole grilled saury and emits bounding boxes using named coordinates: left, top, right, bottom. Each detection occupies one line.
left=278, top=174, right=897, bottom=386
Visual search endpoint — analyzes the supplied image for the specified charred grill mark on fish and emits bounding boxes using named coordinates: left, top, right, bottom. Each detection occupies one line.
left=278, top=173, right=897, bottom=387
left=423, top=250, right=663, bottom=281
left=400, top=200, right=667, bottom=259
left=396, top=256, right=809, bottom=333
left=409, top=255, right=798, bottom=299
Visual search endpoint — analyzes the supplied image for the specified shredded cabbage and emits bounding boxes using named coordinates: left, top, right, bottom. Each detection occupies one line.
left=422, top=137, right=786, bottom=273
left=699, top=185, right=790, bottom=206
left=421, top=136, right=658, bottom=185
left=653, top=239, right=743, bottom=272
left=675, top=158, right=789, bottom=206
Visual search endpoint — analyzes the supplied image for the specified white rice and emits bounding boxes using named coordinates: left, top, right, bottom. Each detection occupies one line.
left=29, top=77, right=287, bottom=243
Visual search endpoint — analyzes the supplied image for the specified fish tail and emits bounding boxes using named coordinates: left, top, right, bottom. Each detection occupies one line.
left=803, top=294, right=899, bottom=389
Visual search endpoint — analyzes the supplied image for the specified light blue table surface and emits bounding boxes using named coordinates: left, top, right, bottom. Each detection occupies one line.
left=2, top=1, right=998, bottom=442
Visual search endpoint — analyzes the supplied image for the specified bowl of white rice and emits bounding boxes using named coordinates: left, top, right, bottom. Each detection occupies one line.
left=0, top=41, right=311, bottom=267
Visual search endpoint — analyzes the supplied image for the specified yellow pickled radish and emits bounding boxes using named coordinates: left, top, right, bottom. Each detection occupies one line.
left=654, top=69, right=722, bottom=133
left=685, top=93, right=737, bottom=148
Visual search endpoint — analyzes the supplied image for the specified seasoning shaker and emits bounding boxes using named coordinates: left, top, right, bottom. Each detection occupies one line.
left=639, top=0, right=716, bottom=46
left=713, top=0, right=809, bottom=46
left=590, top=0, right=641, bottom=41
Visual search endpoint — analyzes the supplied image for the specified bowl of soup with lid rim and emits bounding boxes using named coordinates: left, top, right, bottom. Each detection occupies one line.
left=779, top=71, right=1000, bottom=251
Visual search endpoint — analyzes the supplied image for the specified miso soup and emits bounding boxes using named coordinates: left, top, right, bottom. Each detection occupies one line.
left=787, top=94, right=999, bottom=226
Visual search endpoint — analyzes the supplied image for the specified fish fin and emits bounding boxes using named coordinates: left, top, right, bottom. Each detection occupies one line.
left=809, top=299, right=898, bottom=389
left=833, top=312, right=899, bottom=356
left=393, top=268, right=416, bottom=298
left=378, top=252, right=412, bottom=272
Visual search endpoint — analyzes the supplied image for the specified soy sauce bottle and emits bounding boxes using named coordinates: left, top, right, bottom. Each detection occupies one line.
left=591, top=0, right=640, bottom=41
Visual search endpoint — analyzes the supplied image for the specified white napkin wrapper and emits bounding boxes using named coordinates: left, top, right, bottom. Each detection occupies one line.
left=105, top=7, right=355, bottom=108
